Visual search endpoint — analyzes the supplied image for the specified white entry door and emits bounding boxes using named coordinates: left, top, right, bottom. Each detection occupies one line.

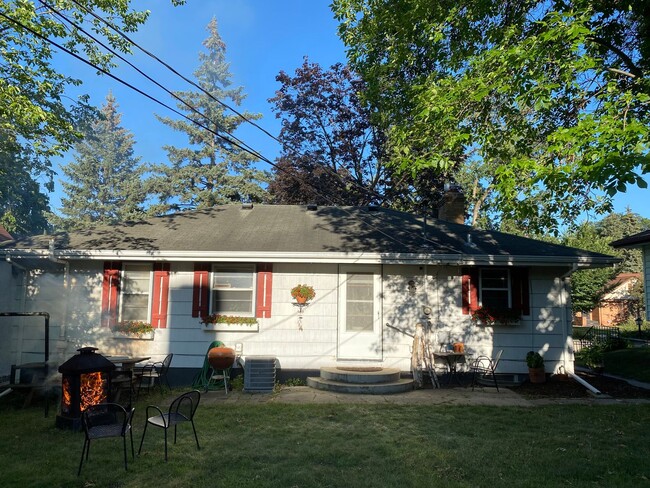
left=337, top=265, right=383, bottom=360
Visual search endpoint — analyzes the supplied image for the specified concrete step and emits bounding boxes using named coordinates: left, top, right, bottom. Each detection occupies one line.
left=307, top=376, right=414, bottom=395
left=320, top=366, right=401, bottom=384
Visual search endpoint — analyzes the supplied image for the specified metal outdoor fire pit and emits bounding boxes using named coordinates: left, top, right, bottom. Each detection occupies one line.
left=56, top=347, right=116, bottom=430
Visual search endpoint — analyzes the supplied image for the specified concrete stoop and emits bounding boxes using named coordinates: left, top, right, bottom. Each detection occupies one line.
left=307, top=366, right=414, bottom=394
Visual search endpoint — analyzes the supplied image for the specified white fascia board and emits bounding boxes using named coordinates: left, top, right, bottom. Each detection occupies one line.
left=5, top=249, right=619, bottom=268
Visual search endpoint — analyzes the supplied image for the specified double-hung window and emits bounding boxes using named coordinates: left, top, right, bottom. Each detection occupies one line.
left=119, top=263, right=152, bottom=322
left=211, top=264, right=256, bottom=315
left=102, top=261, right=170, bottom=328
left=463, top=267, right=529, bottom=316
left=479, top=269, right=510, bottom=309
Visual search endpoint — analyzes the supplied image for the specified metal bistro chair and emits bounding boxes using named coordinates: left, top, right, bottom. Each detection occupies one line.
left=135, top=353, right=173, bottom=397
left=470, top=349, right=503, bottom=392
left=78, top=403, right=135, bottom=476
left=138, top=390, right=201, bottom=461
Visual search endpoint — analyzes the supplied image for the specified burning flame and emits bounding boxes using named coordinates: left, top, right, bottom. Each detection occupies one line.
left=62, top=377, right=71, bottom=412
left=80, top=372, right=107, bottom=411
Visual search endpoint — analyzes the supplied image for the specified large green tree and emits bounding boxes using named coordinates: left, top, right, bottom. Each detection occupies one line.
left=333, top=0, right=650, bottom=233
left=147, top=18, right=268, bottom=212
left=269, top=59, right=445, bottom=212
left=563, top=210, right=650, bottom=312
left=0, top=0, right=184, bottom=234
left=56, top=92, right=146, bottom=229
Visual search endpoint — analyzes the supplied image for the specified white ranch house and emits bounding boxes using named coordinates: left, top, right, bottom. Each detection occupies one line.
left=611, top=230, right=650, bottom=321
left=0, top=204, right=618, bottom=385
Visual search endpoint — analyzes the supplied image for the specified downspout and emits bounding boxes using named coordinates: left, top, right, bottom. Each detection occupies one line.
left=48, top=239, right=70, bottom=340
left=558, top=264, right=578, bottom=374
left=569, top=372, right=603, bottom=396
left=561, top=264, right=604, bottom=396
left=5, top=255, right=28, bottom=367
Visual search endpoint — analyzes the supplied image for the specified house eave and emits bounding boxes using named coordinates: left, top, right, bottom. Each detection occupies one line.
left=1, top=249, right=619, bottom=268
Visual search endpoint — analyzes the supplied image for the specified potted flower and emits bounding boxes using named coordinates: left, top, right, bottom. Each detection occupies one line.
left=291, top=284, right=316, bottom=304
left=526, top=351, right=546, bottom=384
left=471, top=307, right=520, bottom=326
left=112, top=320, right=154, bottom=339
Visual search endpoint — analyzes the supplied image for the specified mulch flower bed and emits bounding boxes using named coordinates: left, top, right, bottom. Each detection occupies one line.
left=511, top=371, right=650, bottom=399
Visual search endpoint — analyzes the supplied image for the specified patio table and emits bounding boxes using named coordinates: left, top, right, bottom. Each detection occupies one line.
left=433, top=352, right=467, bottom=385
left=105, top=356, right=150, bottom=403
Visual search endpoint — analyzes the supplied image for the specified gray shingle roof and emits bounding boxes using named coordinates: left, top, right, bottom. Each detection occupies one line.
left=0, top=205, right=618, bottom=266
left=610, top=230, right=650, bottom=249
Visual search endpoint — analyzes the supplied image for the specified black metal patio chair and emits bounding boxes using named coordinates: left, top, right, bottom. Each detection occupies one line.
left=470, top=349, right=503, bottom=392
left=138, top=390, right=201, bottom=461
left=134, top=353, right=173, bottom=397
left=78, top=403, right=135, bottom=476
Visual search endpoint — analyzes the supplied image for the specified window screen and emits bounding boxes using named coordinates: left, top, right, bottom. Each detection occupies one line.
left=211, top=265, right=255, bottom=314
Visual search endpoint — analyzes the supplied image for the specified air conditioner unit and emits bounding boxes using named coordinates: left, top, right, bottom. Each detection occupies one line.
left=243, top=356, right=276, bottom=393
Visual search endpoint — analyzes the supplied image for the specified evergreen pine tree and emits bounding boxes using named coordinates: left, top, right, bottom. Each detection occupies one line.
left=57, top=92, right=146, bottom=229
left=148, top=18, right=268, bottom=213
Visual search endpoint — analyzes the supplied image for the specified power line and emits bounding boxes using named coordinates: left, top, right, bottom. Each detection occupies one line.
left=68, top=0, right=280, bottom=145
left=0, top=10, right=273, bottom=168
left=39, top=0, right=269, bottom=165
left=1, top=8, right=424, bottom=249
left=64, top=0, right=387, bottom=204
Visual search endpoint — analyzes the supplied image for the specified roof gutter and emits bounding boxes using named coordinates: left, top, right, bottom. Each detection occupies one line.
left=5, top=254, right=29, bottom=271
left=0, top=249, right=620, bottom=268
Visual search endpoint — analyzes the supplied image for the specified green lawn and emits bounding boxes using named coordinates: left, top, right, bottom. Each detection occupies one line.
left=604, top=347, right=650, bottom=382
left=1, top=393, right=649, bottom=487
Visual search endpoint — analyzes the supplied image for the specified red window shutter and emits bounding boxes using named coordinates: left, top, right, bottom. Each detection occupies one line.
left=151, top=263, right=170, bottom=328
left=101, top=261, right=122, bottom=327
left=511, top=268, right=530, bottom=315
left=255, top=263, right=273, bottom=318
left=461, top=267, right=479, bottom=315
left=192, top=263, right=210, bottom=318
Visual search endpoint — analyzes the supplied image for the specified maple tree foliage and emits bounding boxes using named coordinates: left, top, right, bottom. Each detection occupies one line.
left=333, top=0, right=650, bottom=233
left=0, top=0, right=184, bottom=234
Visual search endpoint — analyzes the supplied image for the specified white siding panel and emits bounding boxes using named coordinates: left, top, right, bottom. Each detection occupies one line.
left=0, top=260, right=578, bottom=377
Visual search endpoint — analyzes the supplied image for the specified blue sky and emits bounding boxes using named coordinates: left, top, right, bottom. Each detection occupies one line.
left=49, top=0, right=649, bottom=223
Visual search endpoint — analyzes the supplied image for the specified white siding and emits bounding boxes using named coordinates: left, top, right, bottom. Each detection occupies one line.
left=1, top=260, right=577, bottom=377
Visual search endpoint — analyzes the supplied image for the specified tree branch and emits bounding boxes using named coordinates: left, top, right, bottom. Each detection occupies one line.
left=588, top=36, right=643, bottom=79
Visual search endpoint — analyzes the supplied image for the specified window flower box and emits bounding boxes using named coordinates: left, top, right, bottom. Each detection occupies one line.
left=471, top=307, right=521, bottom=327
left=111, top=321, right=155, bottom=340
left=201, top=314, right=259, bottom=332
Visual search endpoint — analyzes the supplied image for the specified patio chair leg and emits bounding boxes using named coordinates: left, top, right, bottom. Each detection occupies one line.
left=164, top=428, right=168, bottom=462
left=138, top=422, right=149, bottom=455
left=492, top=373, right=499, bottom=392
left=123, top=436, right=128, bottom=471
left=191, top=420, right=200, bottom=450
left=78, top=439, right=88, bottom=476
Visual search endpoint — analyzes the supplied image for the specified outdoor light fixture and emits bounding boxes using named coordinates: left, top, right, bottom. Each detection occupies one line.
left=408, top=280, right=417, bottom=296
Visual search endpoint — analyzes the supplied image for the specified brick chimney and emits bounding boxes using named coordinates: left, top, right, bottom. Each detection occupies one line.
left=438, top=187, right=465, bottom=224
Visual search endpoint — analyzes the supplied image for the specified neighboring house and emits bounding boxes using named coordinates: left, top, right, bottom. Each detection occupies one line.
left=573, top=273, right=642, bottom=327
left=611, top=231, right=650, bottom=321
left=0, top=204, right=618, bottom=384
left=0, top=225, right=13, bottom=243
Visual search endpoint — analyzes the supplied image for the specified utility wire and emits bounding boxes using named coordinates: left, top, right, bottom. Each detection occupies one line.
left=39, top=0, right=268, bottom=164
left=0, top=10, right=273, bottom=168
left=65, top=0, right=387, bottom=204
left=1, top=9, right=424, bottom=249
left=68, top=0, right=280, bottom=145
